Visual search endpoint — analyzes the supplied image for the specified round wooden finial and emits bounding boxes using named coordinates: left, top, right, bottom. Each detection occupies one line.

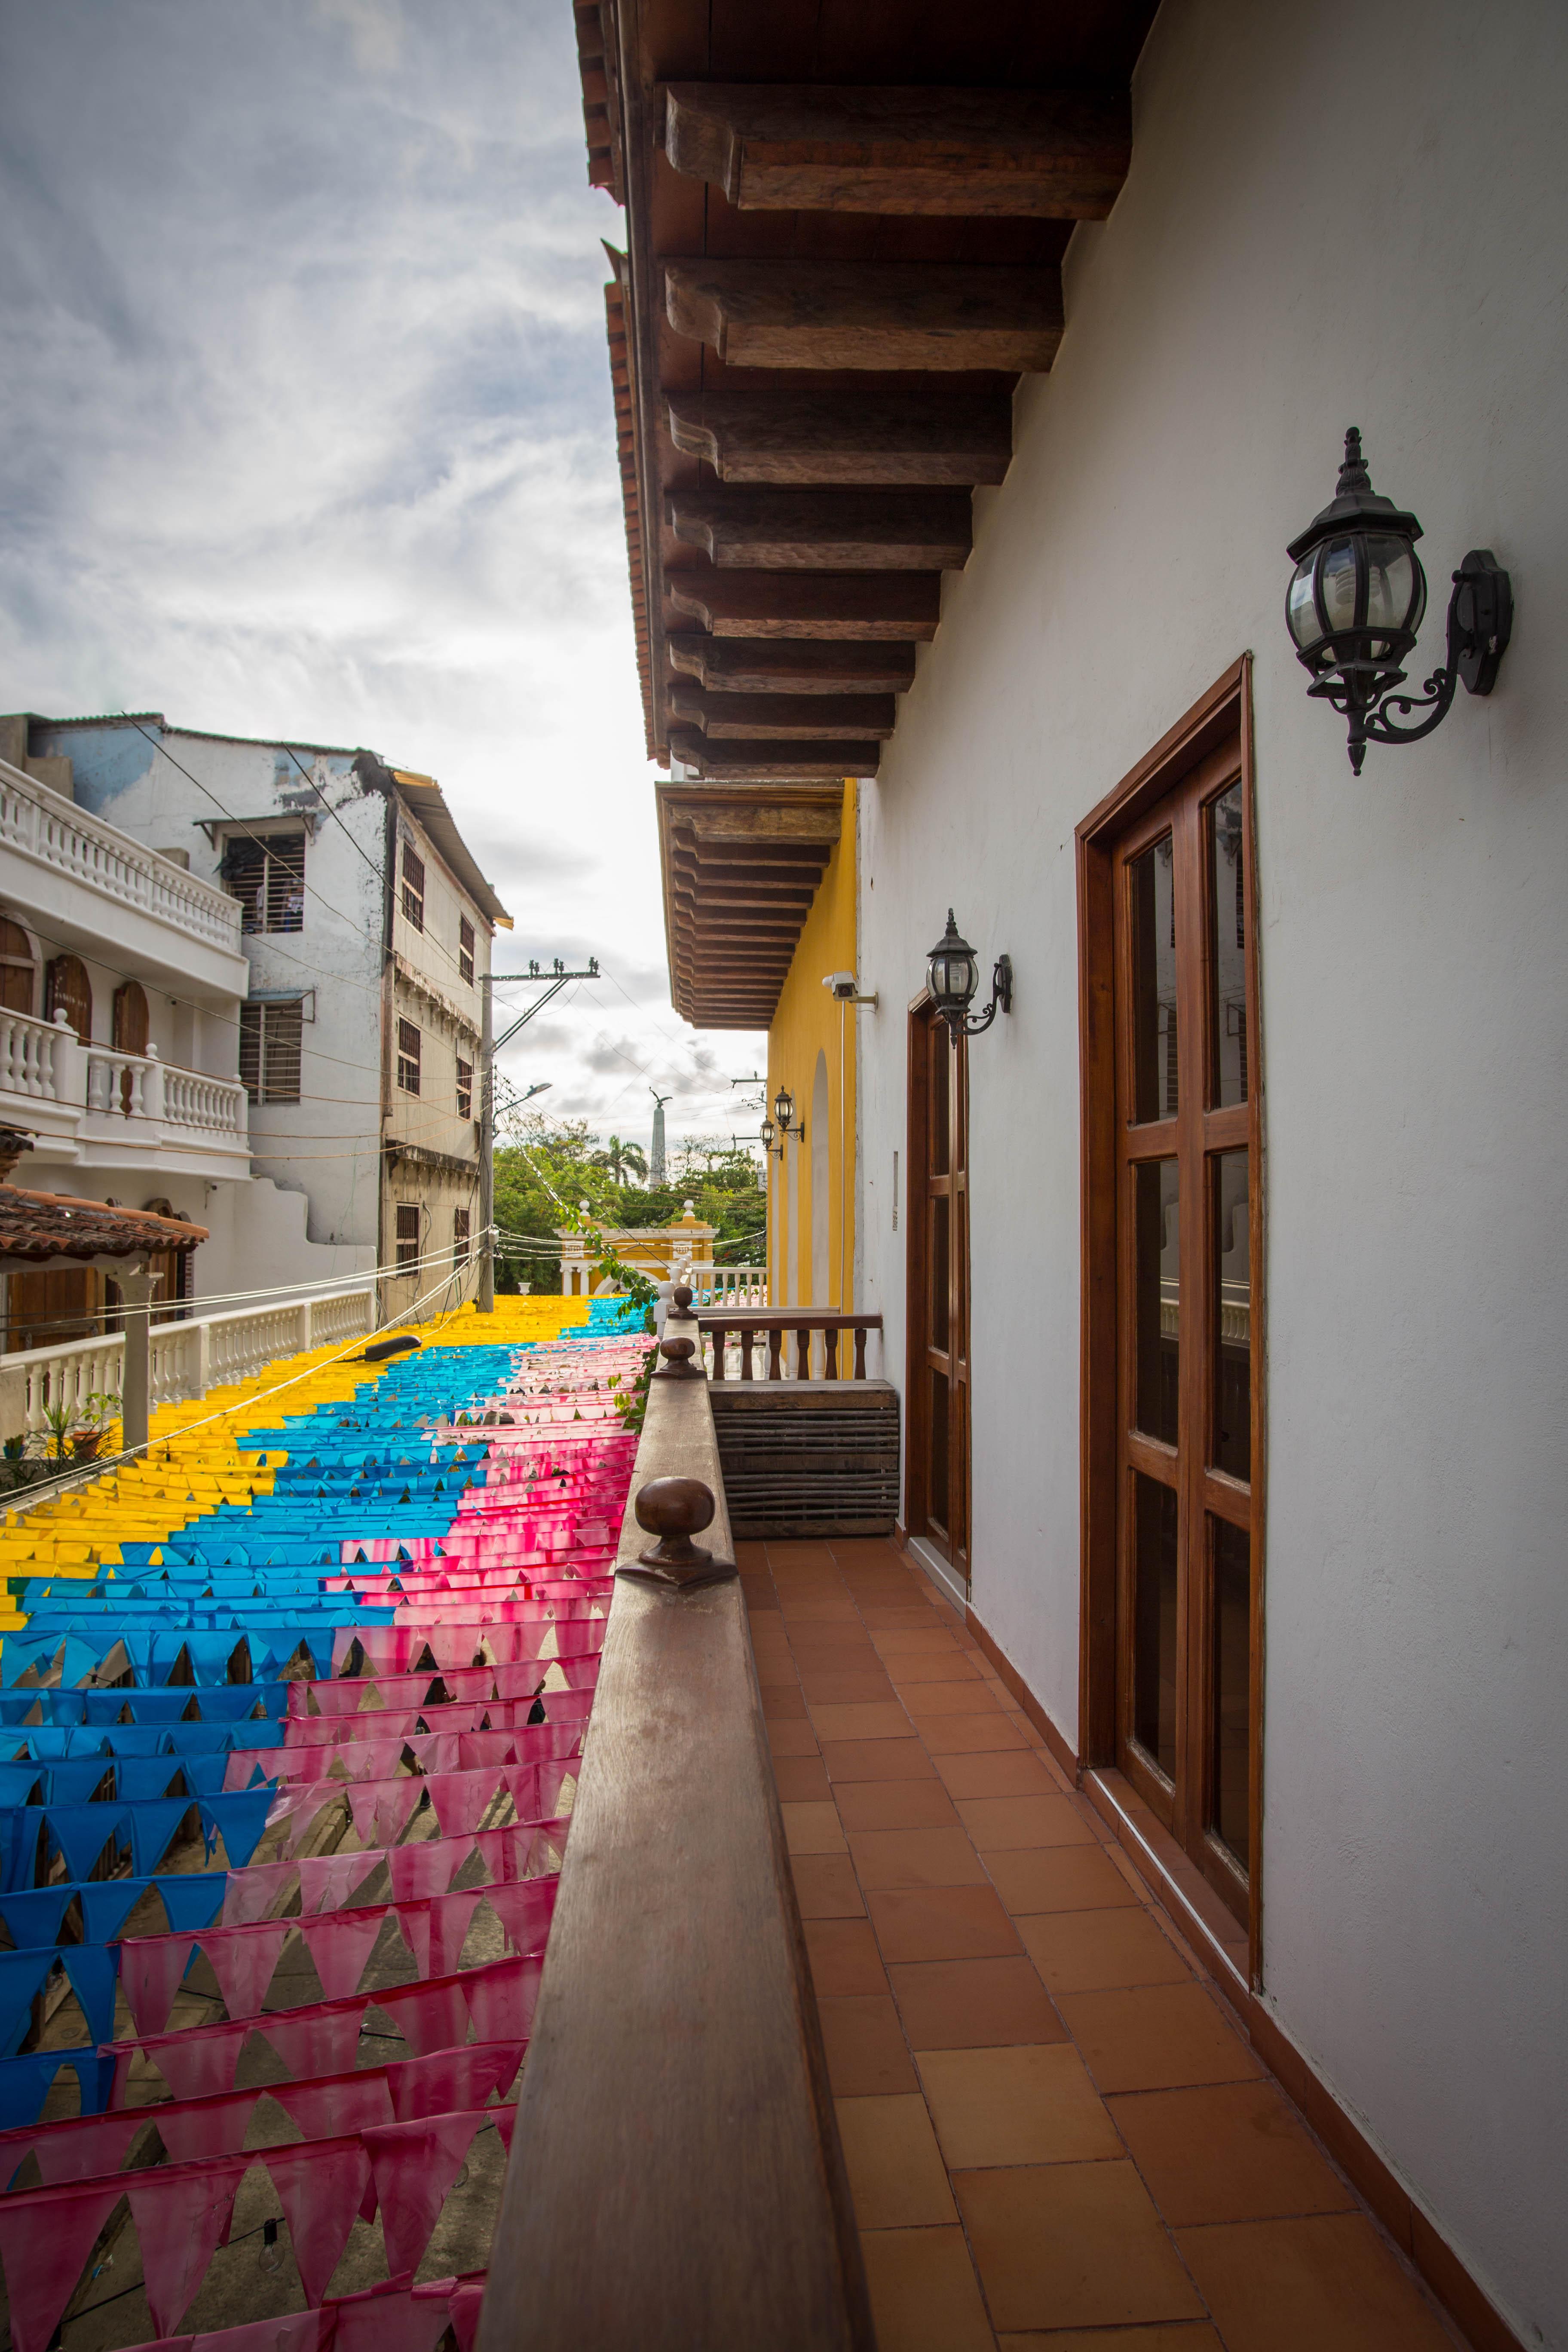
left=672, top=1283, right=693, bottom=1311
left=652, top=1333, right=702, bottom=1379
left=635, top=1475, right=716, bottom=1544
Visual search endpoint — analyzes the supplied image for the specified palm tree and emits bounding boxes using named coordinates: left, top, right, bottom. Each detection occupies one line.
left=593, top=1135, right=648, bottom=1187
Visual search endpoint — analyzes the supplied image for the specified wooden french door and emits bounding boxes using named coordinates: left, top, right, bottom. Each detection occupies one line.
left=906, top=1001, right=970, bottom=1584
left=1108, top=732, right=1261, bottom=1926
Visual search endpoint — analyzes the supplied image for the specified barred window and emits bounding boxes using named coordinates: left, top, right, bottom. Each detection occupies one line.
left=456, top=1057, right=472, bottom=1118
left=458, top=916, right=475, bottom=986
left=397, top=1018, right=421, bottom=1095
left=454, top=1208, right=471, bottom=1267
left=401, top=845, right=425, bottom=933
left=224, top=834, right=306, bottom=934
left=239, top=1001, right=303, bottom=1103
left=395, top=1203, right=420, bottom=1270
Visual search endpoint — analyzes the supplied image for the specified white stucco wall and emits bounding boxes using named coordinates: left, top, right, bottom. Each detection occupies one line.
left=855, top=0, right=1568, bottom=2339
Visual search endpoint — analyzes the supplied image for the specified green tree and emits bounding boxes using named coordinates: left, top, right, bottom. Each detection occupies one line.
left=592, top=1134, right=648, bottom=1186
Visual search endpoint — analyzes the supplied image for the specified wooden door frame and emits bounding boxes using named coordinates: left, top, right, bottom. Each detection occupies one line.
left=904, top=989, right=972, bottom=1583
left=1075, top=654, right=1266, bottom=1981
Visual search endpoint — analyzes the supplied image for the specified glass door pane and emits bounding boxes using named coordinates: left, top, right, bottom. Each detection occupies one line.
left=1133, top=1472, right=1179, bottom=1780
left=1210, top=1518, right=1251, bottom=1868
left=1212, top=1150, right=1250, bottom=1478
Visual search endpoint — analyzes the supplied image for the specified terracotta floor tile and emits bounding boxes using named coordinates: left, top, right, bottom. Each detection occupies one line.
left=956, top=1795, right=1097, bottom=1850
left=848, top=1827, right=989, bottom=1890
left=1109, top=2081, right=1356, bottom=2226
left=886, top=1653, right=984, bottom=1685
left=1019, top=1907, right=1194, bottom=1995
left=869, top=1885, right=1024, bottom=1963
left=954, top=2160, right=1206, bottom=2332
left=861, top=1607, right=947, bottom=1630
left=1177, top=2213, right=1458, bottom=2350
left=904, top=1682, right=1006, bottom=1719
left=936, top=1750, right=1060, bottom=1798
left=891, top=1957, right=1066, bottom=2050
left=918, top=2043, right=1121, bottom=2168
left=834, top=1781, right=960, bottom=1831
left=771, top=1753, right=831, bottom=1802
left=767, top=1543, right=838, bottom=1565
left=803, top=1916, right=888, bottom=1996
left=790, top=1854, right=866, bottom=1919
left=920, top=1715, right=1029, bottom=1755
left=781, top=1599, right=862, bottom=1621
left=836, top=2092, right=956, bottom=2229
left=782, top=1800, right=848, bottom=1855
left=873, top=1629, right=965, bottom=1655
left=860, top=2226, right=996, bottom=2352
left=810, top=1700, right=916, bottom=1743
left=798, top=1672, right=899, bottom=1706
left=763, top=1685, right=808, bottom=1720
left=1056, top=1984, right=1262, bottom=2094
left=766, top=1720, right=820, bottom=1758
left=987, top=1845, right=1143, bottom=1915
left=822, top=1738, right=937, bottom=1783
left=815, top=1993, right=919, bottom=2096
left=998, top=2329, right=1222, bottom=2350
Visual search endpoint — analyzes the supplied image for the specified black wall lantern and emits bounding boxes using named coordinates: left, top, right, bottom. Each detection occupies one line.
left=926, top=911, right=1013, bottom=1041
left=770, top=1086, right=805, bottom=1147
left=1286, top=428, right=1512, bottom=774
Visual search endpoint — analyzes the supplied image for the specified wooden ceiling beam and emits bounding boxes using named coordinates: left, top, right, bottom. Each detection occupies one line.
left=669, top=733, right=879, bottom=779
left=666, top=569, right=940, bottom=640
left=662, top=84, right=1131, bottom=218
left=665, top=259, right=1063, bottom=373
left=668, top=637, right=918, bottom=694
left=665, top=487, right=971, bottom=572
left=686, top=805, right=841, bottom=845
left=669, top=685, right=897, bottom=739
left=663, top=388, right=1013, bottom=487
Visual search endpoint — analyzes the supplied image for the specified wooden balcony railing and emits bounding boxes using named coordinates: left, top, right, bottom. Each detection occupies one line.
left=699, top=1308, right=882, bottom=1382
left=479, top=1305, right=873, bottom=2352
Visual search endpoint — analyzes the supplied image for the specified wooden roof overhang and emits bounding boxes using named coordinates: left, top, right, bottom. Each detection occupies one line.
left=579, top=0, right=1154, bottom=1021
left=656, top=778, right=842, bottom=1027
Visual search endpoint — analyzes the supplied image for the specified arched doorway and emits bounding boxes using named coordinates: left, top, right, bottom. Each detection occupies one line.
left=113, top=982, right=150, bottom=1113
left=44, top=954, right=92, bottom=1042
left=0, top=918, right=35, bottom=1016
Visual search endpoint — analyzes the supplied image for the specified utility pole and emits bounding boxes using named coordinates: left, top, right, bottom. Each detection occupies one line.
left=479, top=957, right=598, bottom=1313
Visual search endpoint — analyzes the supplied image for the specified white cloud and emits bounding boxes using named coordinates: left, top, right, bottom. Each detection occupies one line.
left=0, top=0, right=765, bottom=1156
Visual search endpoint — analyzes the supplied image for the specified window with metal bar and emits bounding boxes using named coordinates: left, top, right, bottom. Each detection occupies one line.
left=401, top=845, right=426, bottom=933
left=453, top=1208, right=471, bottom=1267
left=395, top=1203, right=420, bottom=1269
left=456, top=1057, right=472, bottom=1118
left=224, top=835, right=306, bottom=934
left=239, top=1001, right=303, bottom=1103
left=458, top=916, right=475, bottom=985
left=397, top=1018, right=421, bottom=1095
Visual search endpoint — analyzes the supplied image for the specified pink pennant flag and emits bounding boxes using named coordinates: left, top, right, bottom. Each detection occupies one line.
left=448, top=2279, right=487, bottom=2352
left=202, top=1919, right=294, bottom=2021
left=222, top=1858, right=298, bottom=1927
left=456, top=1732, right=518, bottom=1772
left=192, top=2309, right=333, bottom=2352
left=344, top=1775, right=419, bottom=1847
left=268, top=1785, right=345, bottom=1855
left=330, top=2283, right=450, bottom=2352
left=126, top=2154, right=248, bottom=2337
left=113, top=2017, right=252, bottom=2104
left=395, top=1900, right=430, bottom=1980
left=374, top=1975, right=467, bottom=2058
left=386, top=1838, right=465, bottom=1906
left=298, top=1847, right=381, bottom=1915
left=493, top=2104, right=517, bottom=2153
left=0, top=2178, right=123, bottom=2352
left=25, top=2108, right=147, bottom=2185
left=427, top=1889, right=481, bottom=1979
left=424, top=1771, right=498, bottom=1840
left=363, top=2113, right=483, bottom=2282
left=259, top=1997, right=367, bottom=2081
left=401, top=1733, right=462, bottom=1776
left=299, top=1907, right=388, bottom=2002
left=274, top=2070, right=395, bottom=2142
left=463, top=1954, right=545, bottom=2046
left=484, top=1874, right=560, bottom=1957
left=386, top=2040, right=524, bottom=2122
left=119, top=1931, right=201, bottom=2037
left=156, top=2089, right=258, bottom=2164
left=263, top=2135, right=374, bottom=2306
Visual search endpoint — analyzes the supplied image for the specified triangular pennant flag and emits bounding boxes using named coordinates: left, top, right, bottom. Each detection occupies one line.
left=448, top=2278, right=487, bottom=2352
left=386, top=1838, right=467, bottom=1907
left=120, top=1932, right=201, bottom=2037
left=298, top=1849, right=378, bottom=1916
left=423, top=1772, right=496, bottom=1841
left=192, top=2309, right=333, bottom=2352
left=30, top=2106, right=146, bottom=2185
left=155, top=2089, right=257, bottom=2164
left=126, top=2155, right=248, bottom=2337
left=263, top=2135, right=373, bottom=2306
left=329, top=2283, right=447, bottom=2352
left=272, top=2070, right=394, bottom=2143
left=221, top=1858, right=297, bottom=1927
left=156, top=1874, right=228, bottom=1936
left=75, top=1876, right=148, bottom=1945
left=131, top=1797, right=197, bottom=1876
left=385, top=2040, right=524, bottom=2122
left=427, top=1889, right=481, bottom=1980
left=200, top=1788, right=275, bottom=1868
left=0, top=1885, right=72, bottom=1949
left=202, top=1921, right=293, bottom=2021
left=46, top=1802, right=125, bottom=1883
left=463, top=1954, right=545, bottom=2047
left=298, top=1908, right=387, bottom=2002
left=131, top=2017, right=251, bottom=2103
left=259, top=1997, right=366, bottom=2081
left=0, top=1950, right=55, bottom=2060
left=0, top=2177, right=123, bottom=2352
left=362, top=2113, right=482, bottom=2282
left=485, top=1874, right=560, bottom=1958
left=373, top=1975, right=467, bottom=2059
left=58, top=1944, right=119, bottom=2045
left=394, top=1900, right=430, bottom=1980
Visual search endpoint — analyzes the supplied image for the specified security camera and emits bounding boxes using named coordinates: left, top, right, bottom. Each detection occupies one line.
left=822, top=971, right=878, bottom=1005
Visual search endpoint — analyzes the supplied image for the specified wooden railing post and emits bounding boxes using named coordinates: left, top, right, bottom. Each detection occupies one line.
left=854, top=1324, right=868, bottom=1379
left=768, top=1329, right=783, bottom=1381
left=739, top=1324, right=755, bottom=1380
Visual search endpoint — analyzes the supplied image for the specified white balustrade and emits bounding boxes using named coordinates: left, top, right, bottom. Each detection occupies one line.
left=0, top=1012, right=246, bottom=1151
left=0, top=761, right=243, bottom=954
left=0, top=1286, right=377, bottom=1440
left=0, top=1011, right=68, bottom=1104
left=162, top=1066, right=248, bottom=1137
left=685, top=1265, right=769, bottom=1307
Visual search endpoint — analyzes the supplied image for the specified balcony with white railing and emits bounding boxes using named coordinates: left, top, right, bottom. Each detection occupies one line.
left=0, top=1007, right=251, bottom=1177
left=0, top=756, right=248, bottom=990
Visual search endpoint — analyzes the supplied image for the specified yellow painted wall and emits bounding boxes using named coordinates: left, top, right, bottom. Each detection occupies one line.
left=766, top=780, right=857, bottom=1308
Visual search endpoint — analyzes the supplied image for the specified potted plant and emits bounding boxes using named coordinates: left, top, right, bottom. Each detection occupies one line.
left=69, top=1391, right=121, bottom=1461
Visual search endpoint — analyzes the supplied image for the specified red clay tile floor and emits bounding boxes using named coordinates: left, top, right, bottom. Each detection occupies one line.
left=741, top=1535, right=1470, bottom=2352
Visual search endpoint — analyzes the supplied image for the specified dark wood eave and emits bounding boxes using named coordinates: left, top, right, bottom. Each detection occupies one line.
left=656, top=777, right=841, bottom=1029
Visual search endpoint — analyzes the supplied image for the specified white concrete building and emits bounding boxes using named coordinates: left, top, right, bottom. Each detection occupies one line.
left=12, top=715, right=509, bottom=1326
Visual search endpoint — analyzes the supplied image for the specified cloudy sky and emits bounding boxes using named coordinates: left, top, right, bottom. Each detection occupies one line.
left=0, top=0, right=767, bottom=1158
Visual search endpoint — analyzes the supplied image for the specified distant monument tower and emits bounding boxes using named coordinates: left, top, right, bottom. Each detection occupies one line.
left=649, top=1088, right=672, bottom=1184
